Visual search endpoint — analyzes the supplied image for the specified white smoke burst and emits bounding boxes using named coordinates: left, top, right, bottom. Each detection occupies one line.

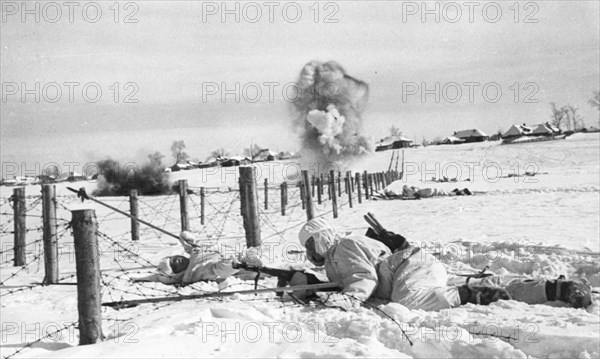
left=291, top=60, right=373, bottom=171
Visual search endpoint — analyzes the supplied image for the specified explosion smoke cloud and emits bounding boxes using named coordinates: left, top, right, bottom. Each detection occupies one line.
left=292, top=60, right=373, bottom=170
left=93, top=152, right=171, bottom=196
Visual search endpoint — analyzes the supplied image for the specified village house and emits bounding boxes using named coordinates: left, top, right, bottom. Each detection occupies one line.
left=453, top=129, right=489, bottom=143
left=375, top=136, right=413, bottom=151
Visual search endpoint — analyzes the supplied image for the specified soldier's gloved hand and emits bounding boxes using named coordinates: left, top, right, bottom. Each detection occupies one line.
left=317, top=293, right=360, bottom=311
left=238, top=246, right=263, bottom=267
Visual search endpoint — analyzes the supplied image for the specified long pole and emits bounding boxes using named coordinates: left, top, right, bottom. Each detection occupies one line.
left=66, top=187, right=179, bottom=240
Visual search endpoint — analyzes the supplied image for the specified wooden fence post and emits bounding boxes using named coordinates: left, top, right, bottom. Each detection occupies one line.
left=311, top=175, right=315, bottom=197
left=369, top=174, right=374, bottom=196
left=239, top=167, right=261, bottom=247
left=355, top=172, right=362, bottom=204
left=200, top=187, right=206, bottom=225
left=330, top=170, right=338, bottom=218
left=71, top=209, right=103, bottom=345
left=320, top=174, right=325, bottom=201
left=12, top=187, right=26, bottom=266
left=264, top=178, right=269, bottom=210
left=302, top=170, right=314, bottom=220
left=299, top=182, right=306, bottom=210
left=42, top=184, right=58, bottom=283
left=129, top=189, right=139, bottom=242
left=337, top=172, right=342, bottom=196
left=363, top=171, right=369, bottom=199
left=178, top=179, right=189, bottom=232
left=327, top=174, right=332, bottom=200
left=345, top=176, right=353, bottom=208
left=316, top=177, right=322, bottom=204
left=348, top=171, right=354, bottom=192
left=280, top=183, right=287, bottom=216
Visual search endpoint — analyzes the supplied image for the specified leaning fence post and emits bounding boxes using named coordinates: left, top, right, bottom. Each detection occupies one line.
left=280, top=182, right=287, bottom=216
left=337, top=172, right=342, bottom=196
left=299, top=182, right=306, bottom=210
left=330, top=170, right=338, bottom=218
left=42, top=184, right=59, bottom=283
left=369, top=174, right=374, bottom=196
left=355, top=172, right=362, bottom=204
left=129, top=189, right=139, bottom=242
left=178, top=179, right=189, bottom=232
left=13, top=187, right=26, bottom=266
left=200, top=187, right=206, bottom=225
left=264, top=178, right=269, bottom=210
left=302, top=170, right=314, bottom=220
left=239, top=167, right=261, bottom=247
left=72, top=209, right=103, bottom=345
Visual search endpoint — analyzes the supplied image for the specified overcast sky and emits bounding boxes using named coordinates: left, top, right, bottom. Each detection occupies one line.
left=1, top=1, right=599, bottom=161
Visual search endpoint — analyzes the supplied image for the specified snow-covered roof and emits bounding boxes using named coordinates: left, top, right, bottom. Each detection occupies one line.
left=376, top=136, right=413, bottom=146
left=454, top=129, right=489, bottom=139
left=442, top=136, right=465, bottom=143
left=531, top=124, right=553, bottom=135
left=503, top=124, right=533, bottom=137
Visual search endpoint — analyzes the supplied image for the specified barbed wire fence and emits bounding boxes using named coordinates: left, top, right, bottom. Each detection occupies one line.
left=0, top=167, right=395, bottom=358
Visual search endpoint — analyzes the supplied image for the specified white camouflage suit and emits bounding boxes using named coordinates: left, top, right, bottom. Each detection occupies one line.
left=299, top=218, right=461, bottom=311
left=134, top=231, right=239, bottom=285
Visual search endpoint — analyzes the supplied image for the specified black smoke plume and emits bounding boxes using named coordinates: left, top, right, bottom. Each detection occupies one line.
left=93, top=152, right=172, bottom=196
left=291, top=61, right=373, bottom=170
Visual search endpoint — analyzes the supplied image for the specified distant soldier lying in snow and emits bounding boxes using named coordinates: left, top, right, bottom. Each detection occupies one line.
left=393, top=184, right=472, bottom=199
left=132, top=231, right=261, bottom=285
left=294, top=218, right=592, bottom=311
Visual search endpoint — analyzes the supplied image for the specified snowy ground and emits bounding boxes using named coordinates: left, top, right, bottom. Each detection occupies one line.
left=1, top=133, right=599, bottom=358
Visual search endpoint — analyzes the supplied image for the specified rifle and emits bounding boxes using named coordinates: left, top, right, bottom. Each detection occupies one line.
left=103, top=282, right=340, bottom=309
left=233, top=263, right=332, bottom=298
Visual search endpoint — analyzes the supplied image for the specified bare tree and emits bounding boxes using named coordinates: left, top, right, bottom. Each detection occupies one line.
left=589, top=91, right=600, bottom=110
left=170, top=140, right=189, bottom=163
left=589, top=91, right=600, bottom=124
left=389, top=125, right=402, bottom=137
left=148, top=151, right=165, bottom=166
left=209, top=148, right=230, bottom=160
left=563, top=105, right=584, bottom=131
left=244, top=143, right=263, bottom=162
left=550, top=102, right=566, bottom=130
